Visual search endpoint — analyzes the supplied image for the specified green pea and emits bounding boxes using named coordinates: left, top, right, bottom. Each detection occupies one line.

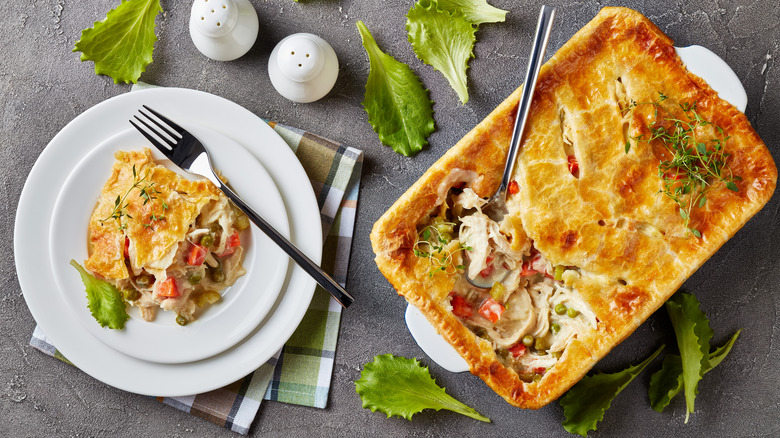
left=522, top=335, right=534, bottom=347
left=551, top=323, right=560, bottom=334
left=189, top=273, right=203, bottom=285
left=552, top=350, right=562, bottom=359
left=533, top=373, right=543, bottom=382
left=568, top=308, right=580, bottom=318
left=135, top=273, right=153, bottom=288
left=200, top=234, right=214, bottom=247
left=175, top=315, right=188, bottom=326
left=210, top=267, right=225, bottom=283
left=123, top=289, right=140, bottom=301
left=554, top=303, right=567, bottom=315
left=535, top=337, right=546, bottom=351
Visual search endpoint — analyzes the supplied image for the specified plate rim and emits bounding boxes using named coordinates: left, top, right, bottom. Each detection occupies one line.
left=15, top=87, right=322, bottom=396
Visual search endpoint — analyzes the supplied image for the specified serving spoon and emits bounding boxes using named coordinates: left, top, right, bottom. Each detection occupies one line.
left=464, top=5, right=556, bottom=289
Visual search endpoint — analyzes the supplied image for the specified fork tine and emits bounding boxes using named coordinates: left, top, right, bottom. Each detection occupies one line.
left=129, top=119, right=170, bottom=157
left=137, top=108, right=180, bottom=141
left=142, top=105, right=186, bottom=135
left=130, top=116, right=176, bottom=149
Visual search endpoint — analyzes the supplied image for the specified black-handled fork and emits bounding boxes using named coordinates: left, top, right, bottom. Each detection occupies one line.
left=130, top=105, right=354, bottom=308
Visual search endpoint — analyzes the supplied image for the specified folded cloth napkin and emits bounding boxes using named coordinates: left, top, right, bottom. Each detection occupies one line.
left=29, top=90, right=363, bottom=434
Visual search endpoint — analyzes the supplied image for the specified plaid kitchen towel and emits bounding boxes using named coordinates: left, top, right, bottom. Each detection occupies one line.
left=30, top=108, right=363, bottom=435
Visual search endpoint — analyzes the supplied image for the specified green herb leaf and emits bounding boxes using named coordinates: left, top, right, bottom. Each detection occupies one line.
left=626, top=96, right=740, bottom=237
left=560, top=345, right=664, bottom=436
left=665, top=292, right=714, bottom=422
left=355, top=354, right=490, bottom=422
left=407, top=0, right=476, bottom=104
left=73, top=0, right=162, bottom=84
left=649, top=329, right=741, bottom=412
left=70, top=260, right=130, bottom=330
left=356, top=21, right=435, bottom=157
left=433, top=0, right=507, bottom=24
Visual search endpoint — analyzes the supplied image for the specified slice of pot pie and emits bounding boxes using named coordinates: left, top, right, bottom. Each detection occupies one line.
left=370, top=7, right=776, bottom=409
left=85, top=148, right=249, bottom=325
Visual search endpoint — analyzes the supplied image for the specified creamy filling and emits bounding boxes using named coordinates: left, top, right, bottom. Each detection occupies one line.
left=427, top=181, right=597, bottom=382
left=110, top=198, right=247, bottom=324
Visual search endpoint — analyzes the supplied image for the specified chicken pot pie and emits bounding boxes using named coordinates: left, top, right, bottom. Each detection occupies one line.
left=370, top=7, right=776, bottom=409
left=84, top=148, right=248, bottom=325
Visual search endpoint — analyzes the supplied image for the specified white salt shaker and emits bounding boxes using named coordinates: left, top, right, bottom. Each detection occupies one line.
left=268, top=33, right=339, bottom=103
left=189, top=0, right=259, bottom=61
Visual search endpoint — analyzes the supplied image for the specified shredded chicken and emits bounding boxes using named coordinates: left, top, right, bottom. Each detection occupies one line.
left=433, top=183, right=598, bottom=379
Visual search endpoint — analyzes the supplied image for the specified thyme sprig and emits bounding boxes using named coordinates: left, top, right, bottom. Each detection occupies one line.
left=625, top=93, right=741, bottom=237
left=413, top=221, right=471, bottom=277
left=100, top=165, right=168, bottom=230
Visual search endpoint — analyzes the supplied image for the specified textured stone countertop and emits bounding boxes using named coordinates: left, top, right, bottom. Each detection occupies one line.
left=2, top=1, right=779, bottom=436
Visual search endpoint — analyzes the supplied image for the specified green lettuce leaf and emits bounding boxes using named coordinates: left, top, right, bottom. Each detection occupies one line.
left=355, top=354, right=490, bottom=422
left=665, top=292, right=714, bottom=422
left=434, top=0, right=508, bottom=25
left=649, top=329, right=741, bottom=412
left=648, top=353, right=684, bottom=412
left=560, top=345, right=664, bottom=437
left=407, top=0, right=476, bottom=104
left=70, top=260, right=129, bottom=330
left=73, top=0, right=162, bottom=84
left=356, top=21, right=435, bottom=157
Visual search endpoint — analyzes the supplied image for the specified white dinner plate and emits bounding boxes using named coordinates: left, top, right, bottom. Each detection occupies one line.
left=16, top=88, right=322, bottom=396
left=49, top=126, right=289, bottom=364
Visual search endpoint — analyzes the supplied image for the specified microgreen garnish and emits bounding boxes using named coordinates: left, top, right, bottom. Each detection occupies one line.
left=101, top=165, right=167, bottom=229
left=624, top=92, right=741, bottom=237
left=413, top=220, right=470, bottom=277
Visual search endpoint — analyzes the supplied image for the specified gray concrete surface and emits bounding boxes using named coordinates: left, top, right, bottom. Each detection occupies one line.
left=2, top=0, right=779, bottom=436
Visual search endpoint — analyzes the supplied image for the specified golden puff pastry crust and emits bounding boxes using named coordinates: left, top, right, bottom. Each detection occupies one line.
left=370, top=7, right=776, bottom=409
left=86, top=148, right=221, bottom=279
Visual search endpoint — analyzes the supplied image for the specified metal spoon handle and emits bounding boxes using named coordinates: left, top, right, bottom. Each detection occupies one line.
left=496, top=5, right=555, bottom=203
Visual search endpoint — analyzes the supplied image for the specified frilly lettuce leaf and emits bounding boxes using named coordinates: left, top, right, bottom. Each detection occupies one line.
left=560, top=345, right=664, bottom=437
left=355, top=354, right=490, bottom=422
left=70, top=260, right=129, bottom=330
left=356, top=21, right=435, bottom=157
left=648, top=353, right=684, bottom=413
left=434, top=0, right=508, bottom=25
left=73, top=0, right=162, bottom=84
left=406, top=0, right=476, bottom=104
left=665, top=292, right=714, bottom=423
left=649, top=325, right=741, bottom=412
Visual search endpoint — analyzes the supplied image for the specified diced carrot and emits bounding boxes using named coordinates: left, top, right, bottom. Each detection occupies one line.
left=567, top=155, right=579, bottom=177
left=187, top=244, right=207, bottom=266
left=449, top=292, right=473, bottom=318
left=218, top=232, right=241, bottom=257
left=508, top=180, right=520, bottom=195
left=157, top=277, right=180, bottom=298
left=509, top=343, right=527, bottom=358
left=478, top=298, right=505, bottom=323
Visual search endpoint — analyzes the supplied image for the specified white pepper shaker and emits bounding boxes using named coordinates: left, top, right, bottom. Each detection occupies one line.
left=268, top=33, right=339, bottom=103
left=189, top=0, right=259, bottom=61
